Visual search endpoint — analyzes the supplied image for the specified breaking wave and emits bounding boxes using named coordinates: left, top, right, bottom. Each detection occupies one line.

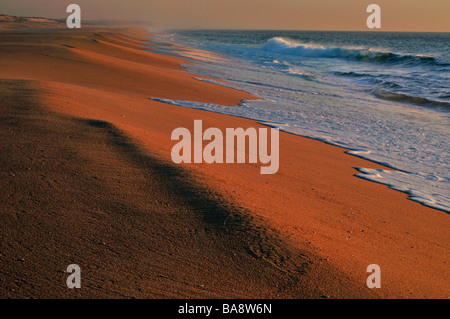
left=262, top=37, right=444, bottom=65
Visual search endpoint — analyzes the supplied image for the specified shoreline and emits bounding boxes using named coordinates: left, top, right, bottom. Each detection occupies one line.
left=0, top=23, right=448, bottom=298
left=156, top=31, right=450, bottom=215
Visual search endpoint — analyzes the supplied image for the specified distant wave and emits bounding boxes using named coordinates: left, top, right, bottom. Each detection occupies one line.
left=336, top=71, right=402, bottom=88
left=373, top=89, right=450, bottom=109
left=262, top=37, right=445, bottom=66
left=336, top=71, right=367, bottom=77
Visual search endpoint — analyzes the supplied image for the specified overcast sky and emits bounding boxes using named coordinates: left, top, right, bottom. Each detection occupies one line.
left=1, top=0, right=449, bottom=31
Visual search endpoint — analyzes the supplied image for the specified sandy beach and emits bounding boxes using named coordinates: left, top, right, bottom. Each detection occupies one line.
left=0, top=19, right=448, bottom=298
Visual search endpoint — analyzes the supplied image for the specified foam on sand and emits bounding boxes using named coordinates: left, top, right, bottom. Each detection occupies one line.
left=151, top=96, right=450, bottom=214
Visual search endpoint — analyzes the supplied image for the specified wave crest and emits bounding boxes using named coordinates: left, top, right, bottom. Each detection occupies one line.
left=262, top=37, right=442, bottom=65
left=373, top=89, right=450, bottom=109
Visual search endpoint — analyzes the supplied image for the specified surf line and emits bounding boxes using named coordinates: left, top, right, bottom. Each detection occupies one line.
left=171, top=120, right=279, bottom=174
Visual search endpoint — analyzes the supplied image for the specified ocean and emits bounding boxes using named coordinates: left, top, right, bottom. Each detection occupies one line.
left=150, top=30, right=450, bottom=213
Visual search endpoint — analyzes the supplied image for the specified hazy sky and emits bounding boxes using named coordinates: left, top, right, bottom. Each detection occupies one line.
left=1, top=0, right=449, bottom=31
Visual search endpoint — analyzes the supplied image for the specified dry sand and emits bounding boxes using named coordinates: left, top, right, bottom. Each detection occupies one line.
left=0, top=21, right=448, bottom=298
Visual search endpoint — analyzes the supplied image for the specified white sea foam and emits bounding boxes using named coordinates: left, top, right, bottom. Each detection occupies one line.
left=355, top=168, right=450, bottom=212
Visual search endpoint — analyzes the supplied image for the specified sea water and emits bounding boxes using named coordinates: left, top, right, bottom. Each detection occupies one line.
left=150, top=30, right=450, bottom=213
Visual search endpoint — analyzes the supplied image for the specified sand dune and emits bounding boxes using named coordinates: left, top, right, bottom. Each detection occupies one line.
left=0, top=15, right=66, bottom=30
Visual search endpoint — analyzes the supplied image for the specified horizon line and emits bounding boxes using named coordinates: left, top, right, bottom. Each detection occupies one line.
left=2, top=13, right=449, bottom=33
